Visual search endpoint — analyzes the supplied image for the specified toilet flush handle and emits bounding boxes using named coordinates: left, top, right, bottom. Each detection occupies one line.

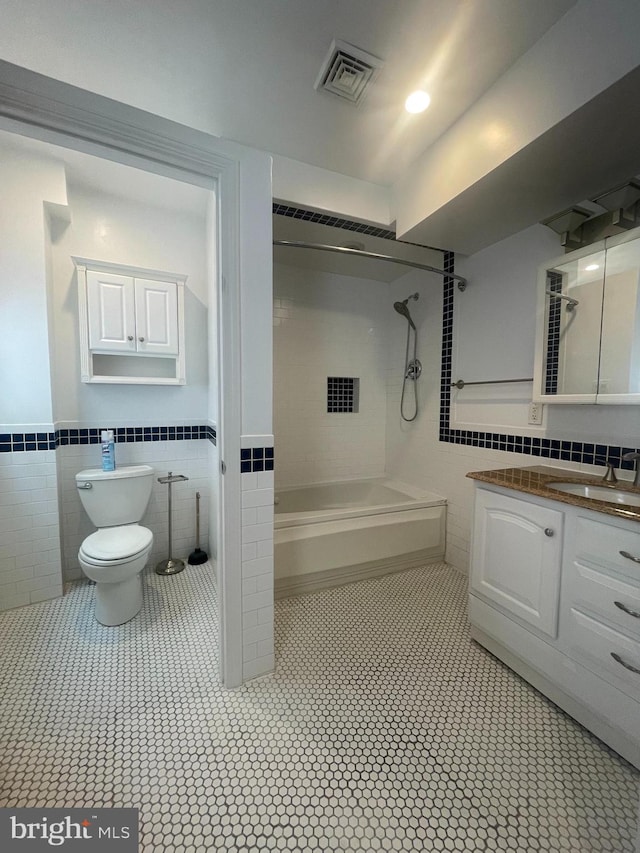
left=77, top=482, right=93, bottom=490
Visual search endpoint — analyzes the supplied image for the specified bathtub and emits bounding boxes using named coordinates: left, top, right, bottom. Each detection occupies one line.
left=274, top=478, right=446, bottom=597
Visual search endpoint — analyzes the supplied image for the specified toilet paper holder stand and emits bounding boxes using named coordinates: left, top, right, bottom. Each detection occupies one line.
left=155, top=471, right=189, bottom=576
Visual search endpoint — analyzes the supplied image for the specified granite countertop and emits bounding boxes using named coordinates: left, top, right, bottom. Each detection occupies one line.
left=467, top=465, right=640, bottom=523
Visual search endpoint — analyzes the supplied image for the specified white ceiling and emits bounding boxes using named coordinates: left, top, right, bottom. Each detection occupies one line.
left=165, top=0, right=579, bottom=185
left=0, top=0, right=577, bottom=187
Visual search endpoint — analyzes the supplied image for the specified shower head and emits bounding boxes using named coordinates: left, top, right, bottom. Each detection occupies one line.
left=393, top=293, right=419, bottom=329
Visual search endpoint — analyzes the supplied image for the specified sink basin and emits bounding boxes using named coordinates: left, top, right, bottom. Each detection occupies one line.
left=548, top=482, right=640, bottom=507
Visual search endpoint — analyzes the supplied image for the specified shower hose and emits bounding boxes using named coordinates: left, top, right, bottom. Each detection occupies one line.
left=400, top=321, right=418, bottom=422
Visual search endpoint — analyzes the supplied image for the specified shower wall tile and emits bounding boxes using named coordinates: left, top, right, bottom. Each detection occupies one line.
left=0, top=447, right=62, bottom=612
left=273, top=264, right=388, bottom=487
left=57, top=439, right=210, bottom=581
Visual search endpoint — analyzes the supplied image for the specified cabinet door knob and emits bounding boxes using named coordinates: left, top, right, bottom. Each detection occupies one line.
left=138, top=336, right=145, bottom=342
left=544, top=528, right=554, bottom=537
left=127, top=335, right=134, bottom=341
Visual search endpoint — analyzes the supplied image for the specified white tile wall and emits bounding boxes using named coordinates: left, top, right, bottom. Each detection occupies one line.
left=0, top=448, right=63, bottom=611
left=274, top=263, right=388, bottom=487
left=240, top=437, right=274, bottom=680
left=58, top=439, right=210, bottom=581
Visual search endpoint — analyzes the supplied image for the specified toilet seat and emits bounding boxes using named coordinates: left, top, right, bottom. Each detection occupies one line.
left=80, top=524, right=153, bottom=564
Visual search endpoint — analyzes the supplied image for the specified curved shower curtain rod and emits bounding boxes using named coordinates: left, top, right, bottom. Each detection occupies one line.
left=273, top=240, right=467, bottom=289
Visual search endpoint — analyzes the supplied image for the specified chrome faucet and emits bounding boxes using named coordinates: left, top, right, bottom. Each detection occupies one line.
left=601, top=461, right=618, bottom=484
left=622, top=451, right=640, bottom=487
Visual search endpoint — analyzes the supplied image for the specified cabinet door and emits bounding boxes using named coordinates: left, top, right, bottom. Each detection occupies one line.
left=87, top=271, right=135, bottom=352
left=134, top=279, right=178, bottom=355
left=470, top=489, right=563, bottom=638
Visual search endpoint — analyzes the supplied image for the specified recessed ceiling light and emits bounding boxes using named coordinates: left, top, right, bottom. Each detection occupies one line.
left=584, top=263, right=600, bottom=271
left=405, top=90, right=431, bottom=114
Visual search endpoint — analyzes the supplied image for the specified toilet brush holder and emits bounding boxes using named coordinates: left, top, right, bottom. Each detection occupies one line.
left=155, top=471, right=189, bottom=576
left=188, top=491, right=208, bottom=565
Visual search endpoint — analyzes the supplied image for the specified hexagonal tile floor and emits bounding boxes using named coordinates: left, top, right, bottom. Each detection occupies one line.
left=0, top=562, right=638, bottom=851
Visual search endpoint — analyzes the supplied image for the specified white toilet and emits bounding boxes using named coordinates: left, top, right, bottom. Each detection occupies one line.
left=76, top=464, right=154, bottom=626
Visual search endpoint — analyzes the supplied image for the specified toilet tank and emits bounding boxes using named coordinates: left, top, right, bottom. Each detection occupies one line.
left=76, top=465, right=154, bottom=527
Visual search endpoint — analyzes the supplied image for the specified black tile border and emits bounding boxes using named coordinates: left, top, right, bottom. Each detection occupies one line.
left=0, top=425, right=215, bottom=454
left=272, top=203, right=443, bottom=251
left=0, top=421, right=279, bottom=476
left=241, top=447, right=274, bottom=474
left=56, top=425, right=210, bottom=446
left=0, top=432, right=56, bottom=453
left=273, top=203, right=397, bottom=240
left=439, top=252, right=640, bottom=471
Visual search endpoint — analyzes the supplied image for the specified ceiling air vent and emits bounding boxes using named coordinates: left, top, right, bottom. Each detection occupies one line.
left=314, top=39, right=383, bottom=105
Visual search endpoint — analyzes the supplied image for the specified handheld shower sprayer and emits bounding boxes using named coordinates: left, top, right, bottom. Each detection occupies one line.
left=393, top=292, right=419, bottom=329
left=393, top=293, right=421, bottom=421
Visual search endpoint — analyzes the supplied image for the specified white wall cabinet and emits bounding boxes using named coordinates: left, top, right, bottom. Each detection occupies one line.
left=533, top=225, right=640, bottom=404
left=76, top=259, right=186, bottom=384
left=87, top=271, right=179, bottom=356
left=469, top=483, right=640, bottom=769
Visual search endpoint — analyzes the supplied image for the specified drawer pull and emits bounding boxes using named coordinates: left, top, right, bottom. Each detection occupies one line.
left=611, top=652, right=640, bottom=675
left=620, top=550, right=640, bottom=564
left=614, top=600, right=640, bottom=619
left=544, top=528, right=554, bottom=537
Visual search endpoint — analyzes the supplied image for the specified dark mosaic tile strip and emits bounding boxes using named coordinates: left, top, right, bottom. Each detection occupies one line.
left=545, top=271, right=562, bottom=395
left=273, top=203, right=396, bottom=240
left=241, top=447, right=274, bottom=474
left=272, top=204, right=443, bottom=251
left=438, top=252, right=639, bottom=471
left=0, top=426, right=211, bottom=453
left=56, top=425, right=209, bottom=446
left=0, top=432, right=56, bottom=453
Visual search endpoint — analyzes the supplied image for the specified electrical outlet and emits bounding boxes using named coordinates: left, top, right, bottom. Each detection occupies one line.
left=528, top=401, right=543, bottom=425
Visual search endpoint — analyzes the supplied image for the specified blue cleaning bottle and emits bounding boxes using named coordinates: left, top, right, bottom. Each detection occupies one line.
left=101, top=429, right=116, bottom=472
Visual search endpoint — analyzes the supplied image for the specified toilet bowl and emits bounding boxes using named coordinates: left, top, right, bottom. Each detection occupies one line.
left=79, top=524, right=153, bottom=625
left=76, top=465, right=154, bottom=626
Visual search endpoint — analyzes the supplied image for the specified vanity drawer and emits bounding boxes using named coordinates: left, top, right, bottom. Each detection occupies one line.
left=564, top=562, right=640, bottom=639
left=565, top=608, right=640, bottom=702
left=575, top=516, right=640, bottom=579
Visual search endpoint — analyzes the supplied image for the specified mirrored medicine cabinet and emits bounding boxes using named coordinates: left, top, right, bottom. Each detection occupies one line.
left=533, top=225, right=640, bottom=404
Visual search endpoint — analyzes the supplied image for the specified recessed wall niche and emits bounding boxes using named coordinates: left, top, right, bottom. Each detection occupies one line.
left=327, top=377, right=360, bottom=413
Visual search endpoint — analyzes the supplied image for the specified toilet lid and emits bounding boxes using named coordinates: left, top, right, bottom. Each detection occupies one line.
left=81, top=525, right=153, bottom=561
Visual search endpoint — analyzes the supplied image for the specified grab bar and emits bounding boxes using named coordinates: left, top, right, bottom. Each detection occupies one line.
left=451, top=378, right=533, bottom=389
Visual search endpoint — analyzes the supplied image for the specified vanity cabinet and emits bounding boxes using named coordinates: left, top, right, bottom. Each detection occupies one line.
left=75, top=259, right=186, bottom=385
left=469, top=484, right=640, bottom=769
left=561, top=515, right=640, bottom=704
left=470, top=489, right=563, bottom=638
